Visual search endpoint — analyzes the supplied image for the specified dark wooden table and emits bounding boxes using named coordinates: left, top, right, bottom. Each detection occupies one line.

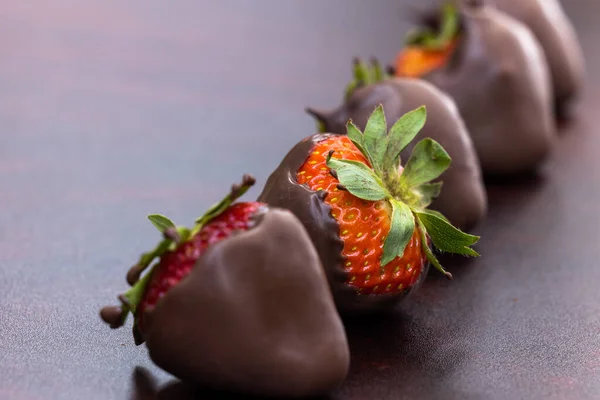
left=1, top=1, right=599, bottom=399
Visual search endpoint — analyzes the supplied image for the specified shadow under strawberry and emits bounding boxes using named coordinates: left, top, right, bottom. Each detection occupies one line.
left=340, top=311, right=470, bottom=399
left=484, top=170, right=548, bottom=213
left=131, top=367, right=332, bottom=400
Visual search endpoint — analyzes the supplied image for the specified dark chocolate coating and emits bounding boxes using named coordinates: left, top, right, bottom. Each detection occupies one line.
left=257, top=134, right=430, bottom=315
left=424, top=4, right=556, bottom=175
left=494, top=0, right=585, bottom=113
left=144, top=209, right=350, bottom=398
left=309, top=78, right=486, bottom=231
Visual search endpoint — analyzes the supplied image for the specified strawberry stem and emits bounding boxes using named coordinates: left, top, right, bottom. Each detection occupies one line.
left=120, top=267, right=154, bottom=317
left=343, top=58, right=390, bottom=100
left=192, top=174, right=256, bottom=235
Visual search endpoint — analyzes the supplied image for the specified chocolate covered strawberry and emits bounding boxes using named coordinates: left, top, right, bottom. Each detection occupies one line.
left=390, top=1, right=555, bottom=175
left=393, top=3, right=460, bottom=79
left=99, top=176, right=351, bottom=397
left=259, top=105, right=480, bottom=313
left=305, top=58, right=486, bottom=231
left=100, top=174, right=264, bottom=344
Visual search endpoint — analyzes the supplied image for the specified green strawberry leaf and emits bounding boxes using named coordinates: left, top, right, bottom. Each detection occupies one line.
left=136, top=238, right=172, bottom=270
left=353, top=58, right=369, bottom=86
left=329, top=105, right=480, bottom=280
left=316, top=118, right=327, bottom=133
left=362, top=105, right=388, bottom=174
left=440, top=3, right=459, bottom=43
left=345, top=59, right=389, bottom=100
left=421, top=208, right=449, bottom=223
left=148, top=214, right=175, bottom=233
left=121, top=267, right=154, bottom=314
left=346, top=121, right=370, bottom=160
left=177, top=226, right=192, bottom=243
left=326, top=153, right=390, bottom=201
left=400, top=138, right=451, bottom=188
left=405, top=27, right=435, bottom=46
left=415, top=210, right=479, bottom=256
left=115, top=262, right=158, bottom=333
left=383, top=106, right=427, bottom=171
left=344, top=80, right=359, bottom=101
left=381, top=199, right=415, bottom=266
left=417, top=221, right=452, bottom=279
left=415, top=182, right=443, bottom=208
left=404, top=3, right=459, bottom=51
left=116, top=174, right=257, bottom=337
left=371, top=58, right=384, bottom=82
left=195, top=175, right=255, bottom=226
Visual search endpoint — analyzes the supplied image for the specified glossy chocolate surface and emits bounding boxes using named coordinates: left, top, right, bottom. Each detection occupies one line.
left=145, top=209, right=350, bottom=398
left=2, top=1, right=600, bottom=399
left=425, top=3, right=556, bottom=175
left=310, top=78, right=487, bottom=230
left=494, top=0, right=585, bottom=115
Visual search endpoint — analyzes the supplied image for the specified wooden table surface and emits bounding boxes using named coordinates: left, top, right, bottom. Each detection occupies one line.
left=1, top=1, right=599, bottom=399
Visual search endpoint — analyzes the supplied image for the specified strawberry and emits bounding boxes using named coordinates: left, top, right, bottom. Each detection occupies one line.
left=296, top=135, right=427, bottom=294
left=392, top=3, right=461, bottom=79
left=100, top=174, right=265, bottom=344
left=304, top=57, right=487, bottom=232
left=259, top=105, right=480, bottom=313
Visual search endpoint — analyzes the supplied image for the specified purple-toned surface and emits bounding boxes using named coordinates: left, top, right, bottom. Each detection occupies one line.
left=1, top=1, right=599, bottom=399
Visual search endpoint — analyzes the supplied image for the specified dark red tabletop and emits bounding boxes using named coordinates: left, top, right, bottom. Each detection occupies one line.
left=1, top=1, right=599, bottom=399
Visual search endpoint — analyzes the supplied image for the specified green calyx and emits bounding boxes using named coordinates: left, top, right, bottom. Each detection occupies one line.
left=326, top=105, right=479, bottom=278
left=114, top=174, right=256, bottom=333
left=309, top=58, right=390, bottom=134
left=405, top=3, right=460, bottom=51
left=344, top=57, right=391, bottom=101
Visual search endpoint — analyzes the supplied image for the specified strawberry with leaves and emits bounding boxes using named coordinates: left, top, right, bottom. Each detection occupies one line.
left=392, top=3, right=461, bottom=79
left=99, top=175, right=352, bottom=398
left=392, top=0, right=555, bottom=175
left=306, top=57, right=487, bottom=231
left=259, top=105, right=480, bottom=313
left=100, top=175, right=264, bottom=344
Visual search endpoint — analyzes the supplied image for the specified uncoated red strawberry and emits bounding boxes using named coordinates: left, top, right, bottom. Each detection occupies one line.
left=100, top=175, right=265, bottom=344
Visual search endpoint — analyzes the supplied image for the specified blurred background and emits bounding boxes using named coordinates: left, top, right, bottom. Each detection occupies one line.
left=1, top=1, right=599, bottom=399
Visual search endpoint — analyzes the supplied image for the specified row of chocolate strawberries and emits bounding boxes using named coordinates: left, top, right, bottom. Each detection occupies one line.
left=100, top=106, right=480, bottom=397
left=307, top=0, right=584, bottom=231
left=98, top=0, right=584, bottom=397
